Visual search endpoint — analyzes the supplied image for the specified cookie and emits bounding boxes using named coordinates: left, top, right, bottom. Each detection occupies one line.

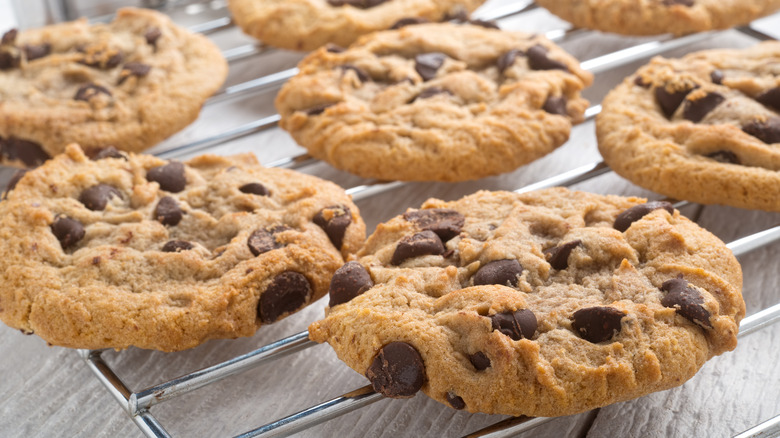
left=226, top=0, right=486, bottom=52
left=598, top=42, right=780, bottom=212
left=0, top=144, right=365, bottom=352
left=536, top=0, right=780, bottom=36
left=275, top=23, right=593, bottom=182
left=0, top=8, right=227, bottom=168
left=309, top=188, right=744, bottom=417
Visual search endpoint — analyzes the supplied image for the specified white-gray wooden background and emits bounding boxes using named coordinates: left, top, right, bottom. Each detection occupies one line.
left=1, top=1, right=779, bottom=437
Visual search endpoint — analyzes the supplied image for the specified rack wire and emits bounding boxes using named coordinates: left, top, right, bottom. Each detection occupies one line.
left=10, top=1, right=780, bottom=437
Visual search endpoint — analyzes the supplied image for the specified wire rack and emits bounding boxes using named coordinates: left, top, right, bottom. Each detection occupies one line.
left=7, top=1, right=780, bottom=437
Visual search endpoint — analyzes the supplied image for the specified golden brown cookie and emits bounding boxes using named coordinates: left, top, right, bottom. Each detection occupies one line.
left=276, top=23, right=593, bottom=182
left=0, top=8, right=227, bottom=168
left=0, top=144, right=365, bottom=352
left=227, top=0, right=486, bottom=52
left=536, top=0, right=780, bottom=36
left=598, top=42, right=780, bottom=211
left=309, top=188, right=744, bottom=417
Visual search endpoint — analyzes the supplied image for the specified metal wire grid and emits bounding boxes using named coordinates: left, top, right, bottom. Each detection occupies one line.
left=17, top=0, right=778, bottom=436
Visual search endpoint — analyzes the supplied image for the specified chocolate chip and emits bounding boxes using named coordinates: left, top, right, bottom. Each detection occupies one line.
left=325, top=44, right=345, bottom=53
left=0, top=137, right=50, bottom=167
left=4, top=169, right=27, bottom=196
left=74, top=83, right=112, bottom=102
left=154, top=196, right=183, bottom=226
left=390, top=17, right=429, bottom=29
left=446, top=392, right=466, bottom=410
left=654, top=84, right=696, bottom=118
left=340, top=64, right=369, bottom=82
left=390, top=230, right=445, bottom=265
left=710, top=70, right=724, bottom=84
left=258, top=271, right=312, bottom=322
left=473, top=259, right=523, bottom=287
left=497, top=49, right=523, bottom=74
left=51, top=216, right=85, bottom=249
left=660, top=278, right=712, bottom=328
left=572, top=306, right=626, bottom=343
left=118, top=62, right=151, bottom=85
left=403, top=208, right=464, bottom=242
left=413, top=87, right=452, bottom=102
left=756, top=87, right=780, bottom=112
left=23, top=43, right=51, bottom=61
left=239, top=182, right=269, bottom=196
left=80, top=50, right=123, bottom=69
left=87, top=146, right=125, bottom=161
left=145, top=27, right=162, bottom=46
left=304, top=103, right=335, bottom=116
left=1, top=29, right=17, bottom=45
left=468, top=351, right=491, bottom=371
left=742, top=117, right=780, bottom=144
left=444, top=8, right=469, bottom=22
left=147, top=161, right=186, bottom=193
left=0, top=51, right=19, bottom=70
left=682, top=92, right=725, bottom=123
left=247, top=226, right=289, bottom=256
left=490, top=309, right=537, bottom=341
left=162, top=240, right=193, bottom=252
left=327, top=0, right=387, bottom=8
left=329, top=261, right=373, bottom=307
left=468, top=19, right=500, bottom=29
left=706, top=150, right=740, bottom=164
left=314, top=205, right=352, bottom=250
left=527, top=44, right=568, bottom=71
left=634, top=75, right=651, bottom=88
left=544, top=240, right=582, bottom=270
left=78, top=184, right=122, bottom=211
left=663, top=0, right=694, bottom=5
left=415, top=52, right=447, bottom=81
left=613, top=201, right=674, bottom=232
left=543, top=96, right=568, bottom=116
left=365, top=342, right=426, bottom=398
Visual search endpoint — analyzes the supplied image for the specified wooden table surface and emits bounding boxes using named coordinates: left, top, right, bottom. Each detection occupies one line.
left=1, top=1, right=779, bottom=437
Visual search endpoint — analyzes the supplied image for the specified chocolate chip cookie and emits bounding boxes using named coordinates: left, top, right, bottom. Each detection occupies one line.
left=536, top=0, right=780, bottom=36
left=309, top=188, right=744, bottom=417
left=0, top=8, right=227, bottom=168
left=275, top=23, right=593, bottom=182
left=0, top=144, right=365, bottom=352
left=598, top=42, right=780, bottom=211
left=226, top=0, right=486, bottom=52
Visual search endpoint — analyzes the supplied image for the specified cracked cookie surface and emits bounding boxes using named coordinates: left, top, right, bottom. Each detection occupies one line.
left=309, top=188, right=744, bottom=417
left=0, top=144, right=365, bottom=351
left=227, top=0, right=486, bottom=51
left=598, top=42, right=780, bottom=211
left=536, top=0, right=780, bottom=36
left=276, top=23, right=593, bottom=182
left=0, top=8, right=227, bottom=168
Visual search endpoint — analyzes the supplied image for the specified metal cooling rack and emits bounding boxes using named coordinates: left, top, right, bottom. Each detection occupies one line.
left=10, top=1, right=780, bottom=437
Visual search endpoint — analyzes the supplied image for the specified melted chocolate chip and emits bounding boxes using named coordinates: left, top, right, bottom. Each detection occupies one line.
left=490, top=309, right=537, bottom=341
left=663, top=0, right=694, bottom=5
left=468, top=351, right=491, bottom=371
left=80, top=50, right=123, bottom=69
left=654, top=84, right=696, bottom=118
left=23, top=43, right=51, bottom=61
left=634, top=75, right=651, bottom=88
left=707, top=150, right=740, bottom=164
left=415, top=52, right=447, bottom=81
left=403, top=208, right=464, bottom=242
left=258, top=271, right=312, bottom=322
left=572, top=306, right=626, bottom=343
left=366, top=342, right=426, bottom=398
left=497, top=49, right=523, bottom=74
left=327, top=0, right=387, bottom=8
left=743, top=117, right=780, bottom=144
left=239, top=182, right=269, bottom=196
left=154, top=196, right=183, bottom=226
left=682, top=92, right=725, bottom=122
left=468, top=19, right=500, bottom=29
left=0, top=137, right=50, bottom=167
left=303, top=103, right=335, bottom=116
left=313, top=205, right=352, bottom=250
left=74, top=83, right=112, bottom=102
left=88, top=146, right=125, bottom=161
left=51, top=216, right=85, bottom=249
left=340, top=64, right=370, bottom=82
left=390, top=17, right=429, bottom=29
left=756, top=87, right=780, bottom=112
left=660, top=278, right=712, bottom=328
left=0, top=51, right=19, bottom=70
left=328, top=261, right=373, bottom=307
left=325, top=44, right=345, bottom=53
left=390, top=230, right=445, bottom=265
left=147, top=161, right=186, bottom=193
left=78, top=184, right=122, bottom=211
left=247, top=226, right=289, bottom=256
left=162, top=240, right=193, bottom=252
left=145, top=27, right=162, bottom=46
left=710, top=70, right=724, bottom=84
left=118, top=62, right=151, bottom=85
left=473, top=259, right=523, bottom=287
left=527, top=44, right=568, bottom=71
left=613, top=201, right=674, bottom=232
left=4, top=169, right=27, bottom=196
left=1, top=29, right=17, bottom=45
left=446, top=392, right=466, bottom=410
left=413, top=87, right=452, bottom=102
left=544, top=240, right=582, bottom=270
left=543, top=96, right=568, bottom=116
